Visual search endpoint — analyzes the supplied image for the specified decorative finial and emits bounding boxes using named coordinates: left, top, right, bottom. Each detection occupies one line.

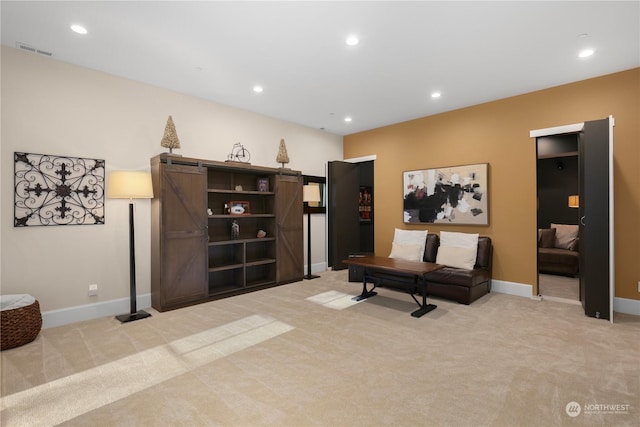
left=160, top=115, right=181, bottom=154
left=276, top=138, right=290, bottom=168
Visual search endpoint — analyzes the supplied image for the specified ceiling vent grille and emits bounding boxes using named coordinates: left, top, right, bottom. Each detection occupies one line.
left=16, top=42, right=52, bottom=57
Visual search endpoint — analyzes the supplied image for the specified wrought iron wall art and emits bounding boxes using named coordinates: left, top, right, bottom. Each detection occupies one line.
left=14, top=152, right=105, bottom=226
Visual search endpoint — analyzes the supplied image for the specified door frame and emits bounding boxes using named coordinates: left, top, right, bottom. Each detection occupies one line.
left=327, top=155, right=377, bottom=270
left=530, top=118, right=614, bottom=322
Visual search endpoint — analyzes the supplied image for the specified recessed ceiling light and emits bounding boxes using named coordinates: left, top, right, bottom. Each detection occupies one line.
left=344, top=117, right=352, bottom=122
left=253, top=85, right=263, bottom=93
left=578, top=49, right=595, bottom=58
left=431, top=92, right=441, bottom=99
left=345, top=35, right=359, bottom=46
left=70, top=24, right=88, bottom=35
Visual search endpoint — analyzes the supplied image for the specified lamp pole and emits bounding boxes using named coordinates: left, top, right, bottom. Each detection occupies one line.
left=303, top=184, right=320, bottom=280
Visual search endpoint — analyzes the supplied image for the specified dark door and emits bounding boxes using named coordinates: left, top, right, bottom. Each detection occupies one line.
left=275, top=173, right=303, bottom=283
left=157, top=163, right=208, bottom=309
left=328, top=161, right=360, bottom=270
left=579, top=117, right=613, bottom=320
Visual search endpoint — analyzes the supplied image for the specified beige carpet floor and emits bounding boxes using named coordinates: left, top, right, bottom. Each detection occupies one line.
left=539, top=274, right=580, bottom=301
left=1, top=270, right=639, bottom=427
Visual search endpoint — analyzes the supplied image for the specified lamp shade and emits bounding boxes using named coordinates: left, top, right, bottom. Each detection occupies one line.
left=107, top=171, right=154, bottom=199
left=303, top=184, right=321, bottom=203
left=568, top=195, right=579, bottom=208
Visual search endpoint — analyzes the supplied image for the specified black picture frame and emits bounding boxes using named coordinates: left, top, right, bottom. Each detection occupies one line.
left=303, top=175, right=326, bottom=214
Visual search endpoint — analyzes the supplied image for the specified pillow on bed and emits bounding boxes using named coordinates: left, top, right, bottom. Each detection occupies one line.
left=390, top=228, right=428, bottom=262
left=389, top=242, right=423, bottom=262
left=436, top=231, right=479, bottom=270
left=551, top=223, right=578, bottom=250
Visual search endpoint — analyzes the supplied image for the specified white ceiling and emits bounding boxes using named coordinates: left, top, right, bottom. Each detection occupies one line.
left=2, top=1, right=639, bottom=136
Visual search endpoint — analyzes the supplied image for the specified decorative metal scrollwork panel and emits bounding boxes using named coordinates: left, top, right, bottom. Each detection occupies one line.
left=14, top=152, right=105, bottom=226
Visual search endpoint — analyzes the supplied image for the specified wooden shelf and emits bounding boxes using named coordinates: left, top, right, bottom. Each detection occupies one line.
left=245, top=279, right=277, bottom=289
left=208, top=263, right=244, bottom=273
left=208, top=189, right=275, bottom=196
left=151, top=153, right=303, bottom=312
left=208, top=214, right=275, bottom=219
left=246, top=258, right=276, bottom=267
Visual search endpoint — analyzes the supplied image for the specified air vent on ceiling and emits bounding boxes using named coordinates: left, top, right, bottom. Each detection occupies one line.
left=16, top=42, right=52, bottom=57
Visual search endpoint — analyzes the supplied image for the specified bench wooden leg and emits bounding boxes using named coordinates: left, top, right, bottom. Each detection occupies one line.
left=352, top=273, right=377, bottom=301
left=410, top=277, right=437, bottom=317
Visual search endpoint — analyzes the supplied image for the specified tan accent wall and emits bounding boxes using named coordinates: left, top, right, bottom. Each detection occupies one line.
left=344, top=68, right=639, bottom=300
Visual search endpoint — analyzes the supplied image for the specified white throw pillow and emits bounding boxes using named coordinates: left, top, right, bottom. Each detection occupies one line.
left=436, top=246, right=477, bottom=270
left=388, top=242, right=423, bottom=262
left=438, top=231, right=479, bottom=269
left=439, top=231, right=479, bottom=249
left=392, top=228, right=428, bottom=261
left=551, top=223, right=578, bottom=250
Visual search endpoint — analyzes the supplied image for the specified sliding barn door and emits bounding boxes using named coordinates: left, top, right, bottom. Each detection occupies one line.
left=151, top=162, right=208, bottom=310
left=328, top=161, right=360, bottom=270
left=579, top=117, right=614, bottom=320
left=274, top=173, right=304, bottom=283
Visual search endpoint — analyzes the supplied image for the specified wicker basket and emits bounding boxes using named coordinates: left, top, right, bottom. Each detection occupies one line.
left=1, top=299, right=42, bottom=351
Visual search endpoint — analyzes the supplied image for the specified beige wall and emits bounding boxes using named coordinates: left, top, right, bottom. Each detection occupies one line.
left=1, top=46, right=341, bottom=313
left=344, top=68, right=640, bottom=300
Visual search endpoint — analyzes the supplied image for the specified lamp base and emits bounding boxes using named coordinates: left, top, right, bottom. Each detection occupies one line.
left=116, top=310, right=152, bottom=323
left=304, top=274, right=320, bottom=280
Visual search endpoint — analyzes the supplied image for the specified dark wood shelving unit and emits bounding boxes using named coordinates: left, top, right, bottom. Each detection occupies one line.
left=150, top=153, right=303, bottom=312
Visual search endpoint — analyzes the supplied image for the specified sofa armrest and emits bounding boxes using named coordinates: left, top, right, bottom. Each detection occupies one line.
left=423, top=233, right=440, bottom=263
left=475, top=237, right=493, bottom=272
left=568, top=237, right=579, bottom=252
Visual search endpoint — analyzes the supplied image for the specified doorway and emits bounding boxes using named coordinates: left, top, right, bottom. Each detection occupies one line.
left=327, top=159, right=375, bottom=270
left=531, top=117, right=614, bottom=321
left=536, top=134, right=580, bottom=302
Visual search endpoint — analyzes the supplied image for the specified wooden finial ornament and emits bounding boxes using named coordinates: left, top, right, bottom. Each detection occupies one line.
left=160, top=115, right=181, bottom=154
left=276, top=138, right=290, bottom=168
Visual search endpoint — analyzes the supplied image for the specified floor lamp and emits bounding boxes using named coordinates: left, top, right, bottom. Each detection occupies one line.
left=303, top=184, right=321, bottom=280
left=107, top=171, right=154, bottom=323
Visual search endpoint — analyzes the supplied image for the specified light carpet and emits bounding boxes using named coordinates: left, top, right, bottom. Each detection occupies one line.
left=539, top=273, right=580, bottom=301
left=1, top=270, right=638, bottom=427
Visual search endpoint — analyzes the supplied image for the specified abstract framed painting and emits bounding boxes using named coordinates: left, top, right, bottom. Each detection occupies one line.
left=403, top=163, right=489, bottom=225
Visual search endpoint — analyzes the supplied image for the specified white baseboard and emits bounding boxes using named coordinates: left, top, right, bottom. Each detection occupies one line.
left=491, top=279, right=534, bottom=298
left=492, top=279, right=640, bottom=317
left=40, top=278, right=640, bottom=328
left=307, top=262, right=327, bottom=275
left=613, top=297, right=640, bottom=316
left=42, top=294, right=151, bottom=329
